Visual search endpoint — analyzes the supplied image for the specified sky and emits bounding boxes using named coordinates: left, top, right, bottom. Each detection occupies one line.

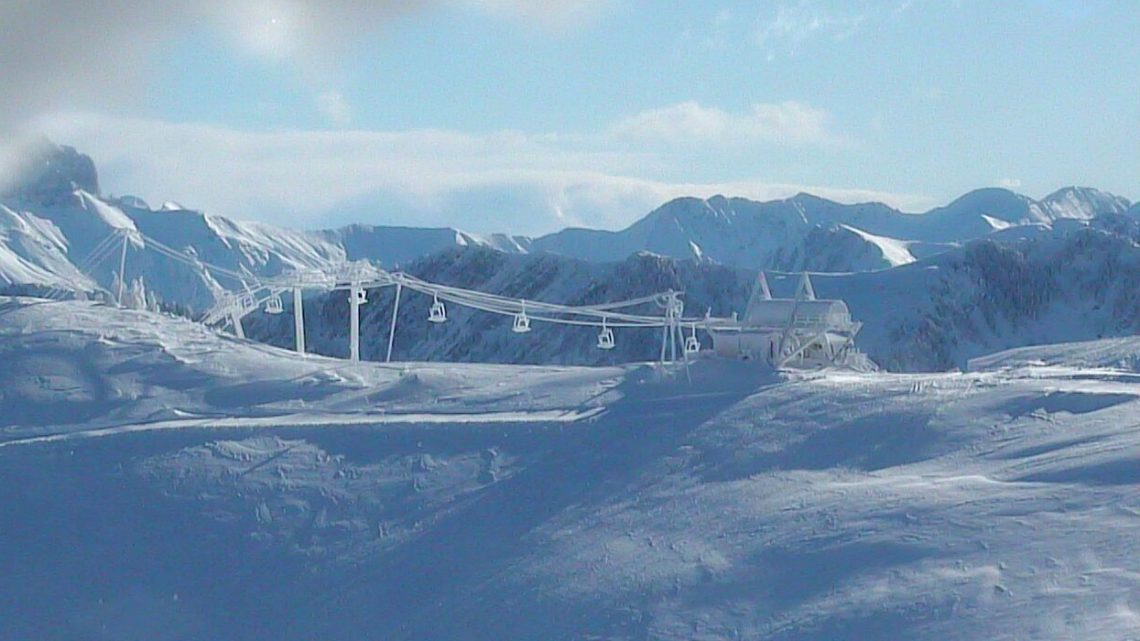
left=1, top=0, right=1137, bottom=235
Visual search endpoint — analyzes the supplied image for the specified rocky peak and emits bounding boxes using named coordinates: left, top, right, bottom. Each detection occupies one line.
left=0, top=139, right=100, bottom=205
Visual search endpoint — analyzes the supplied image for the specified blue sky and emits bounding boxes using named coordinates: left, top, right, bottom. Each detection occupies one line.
left=5, top=0, right=1138, bottom=234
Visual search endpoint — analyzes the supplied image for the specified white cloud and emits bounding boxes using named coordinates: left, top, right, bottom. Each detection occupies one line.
left=34, top=112, right=928, bottom=236
left=316, top=92, right=353, bottom=127
left=611, top=101, right=847, bottom=148
left=998, top=177, right=1022, bottom=189
left=0, top=1, right=433, bottom=132
left=0, top=0, right=610, bottom=134
left=755, top=1, right=869, bottom=58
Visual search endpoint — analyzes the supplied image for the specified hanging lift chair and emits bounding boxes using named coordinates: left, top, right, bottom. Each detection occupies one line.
left=264, top=295, right=284, bottom=315
left=429, top=295, right=447, bottom=323
left=512, top=303, right=532, bottom=333
left=597, top=318, right=615, bottom=350
left=684, top=324, right=701, bottom=355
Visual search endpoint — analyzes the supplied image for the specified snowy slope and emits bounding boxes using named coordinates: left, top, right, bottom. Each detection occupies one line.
left=968, top=336, right=1140, bottom=372
left=791, top=218, right=1140, bottom=371
left=0, top=297, right=615, bottom=434
left=0, top=204, right=92, bottom=288
left=3, top=297, right=1140, bottom=639
left=119, top=199, right=345, bottom=308
left=768, top=222, right=919, bottom=271
left=0, top=144, right=349, bottom=309
left=0, top=192, right=349, bottom=310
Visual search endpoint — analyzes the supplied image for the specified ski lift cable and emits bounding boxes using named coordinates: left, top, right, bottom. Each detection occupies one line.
left=421, top=288, right=667, bottom=327
left=135, top=232, right=714, bottom=331
left=420, top=283, right=669, bottom=313
left=61, top=228, right=681, bottom=331
left=221, top=263, right=682, bottom=327
left=50, top=233, right=119, bottom=291
left=141, top=228, right=579, bottom=316
left=393, top=273, right=669, bottom=314
left=400, top=281, right=673, bottom=325
left=427, top=292, right=669, bottom=327
left=59, top=228, right=141, bottom=300
left=146, top=242, right=246, bottom=282
left=417, top=291, right=666, bottom=328
left=377, top=276, right=708, bottom=328
left=70, top=230, right=125, bottom=277
left=45, top=231, right=127, bottom=300
left=133, top=230, right=257, bottom=283
left=75, top=231, right=124, bottom=272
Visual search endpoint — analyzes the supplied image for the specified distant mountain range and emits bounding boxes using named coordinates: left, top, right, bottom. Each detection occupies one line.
left=527, top=187, right=1131, bottom=269
left=2, top=142, right=1134, bottom=310
left=5, top=141, right=1140, bottom=372
left=319, top=187, right=1133, bottom=272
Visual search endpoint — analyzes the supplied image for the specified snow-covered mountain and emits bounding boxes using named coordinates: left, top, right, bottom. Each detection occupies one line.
left=1042, top=185, right=1131, bottom=220
left=5, top=296, right=1140, bottom=640
left=527, top=187, right=1132, bottom=270
left=1, top=142, right=1134, bottom=322
left=318, top=223, right=531, bottom=267
left=0, top=143, right=347, bottom=309
left=0, top=202, right=91, bottom=289
left=527, top=194, right=913, bottom=269
left=781, top=214, right=1140, bottom=371
left=0, top=144, right=529, bottom=308
left=232, top=185, right=1136, bottom=284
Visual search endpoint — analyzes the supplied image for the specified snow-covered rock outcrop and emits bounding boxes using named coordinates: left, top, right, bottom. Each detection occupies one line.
left=0, top=140, right=99, bottom=205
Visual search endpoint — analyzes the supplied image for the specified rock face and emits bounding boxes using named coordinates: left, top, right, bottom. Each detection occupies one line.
left=1, top=141, right=100, bottom=205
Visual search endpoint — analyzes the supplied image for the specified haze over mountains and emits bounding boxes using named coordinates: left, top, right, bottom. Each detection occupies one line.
left=3, top=142, right=1139, bottom=371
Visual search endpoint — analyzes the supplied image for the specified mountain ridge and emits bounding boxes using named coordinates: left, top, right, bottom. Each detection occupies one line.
left=526, top=186, right=1132, bottom=267
left=0, top=142, right=1133, bottom=315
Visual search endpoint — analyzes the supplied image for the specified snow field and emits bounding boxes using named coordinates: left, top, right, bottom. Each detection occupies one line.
left=2, top=298, right=1140, bottom=639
